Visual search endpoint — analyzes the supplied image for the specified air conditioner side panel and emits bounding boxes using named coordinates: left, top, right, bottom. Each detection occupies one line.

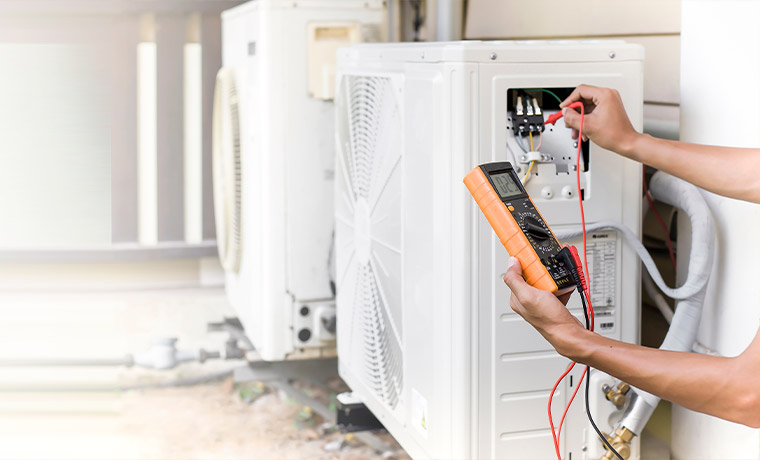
left=282, top=5, right=386, bottom=305
left=222, top=3, right=284, bottom=359
left=222, top=2, right=385, bottom=361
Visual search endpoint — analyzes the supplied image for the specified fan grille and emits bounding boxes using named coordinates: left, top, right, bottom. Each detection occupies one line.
left=347, top=76, right=386, bottom=199
left=357, top=263, right=403, bottom=408
left=212, top=67, right=243, bottom=273
left=339, top=75, right=404, bottom=411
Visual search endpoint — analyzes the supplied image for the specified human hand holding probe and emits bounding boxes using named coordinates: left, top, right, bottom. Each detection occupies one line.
left=504, top=84, right=760, bottom=429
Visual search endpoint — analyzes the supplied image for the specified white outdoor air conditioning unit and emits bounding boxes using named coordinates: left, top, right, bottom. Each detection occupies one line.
left=335, top=41, right=644, bottom=459
left=213, top=0, right=385, bottom=361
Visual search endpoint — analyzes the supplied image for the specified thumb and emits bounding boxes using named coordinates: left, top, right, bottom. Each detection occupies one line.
left=503, top=257, right=530, bottom=297
left=562, top=107, right=581, bottom=131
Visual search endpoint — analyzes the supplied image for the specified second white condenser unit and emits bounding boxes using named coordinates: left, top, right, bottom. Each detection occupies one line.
left=213, top=0, right=385, bottom=361
left=335, top=41, right=644, bottom=459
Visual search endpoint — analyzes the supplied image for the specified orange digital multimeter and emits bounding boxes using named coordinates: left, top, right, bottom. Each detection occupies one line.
left=464, top=161, right=574, bottom=293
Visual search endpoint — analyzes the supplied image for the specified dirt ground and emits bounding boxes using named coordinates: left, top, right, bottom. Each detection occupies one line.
left=0, top=377, right=411, bottom=460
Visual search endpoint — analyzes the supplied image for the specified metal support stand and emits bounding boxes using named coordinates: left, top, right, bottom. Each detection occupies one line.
left=336, top=392, right=385, bottom=432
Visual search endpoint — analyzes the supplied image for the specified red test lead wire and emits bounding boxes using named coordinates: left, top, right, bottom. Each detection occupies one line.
left=544, top=102, right=595, bottom=458
left=642, top=165, right=677, bottom=273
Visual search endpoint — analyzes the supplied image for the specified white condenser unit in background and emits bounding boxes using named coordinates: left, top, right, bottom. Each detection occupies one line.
left=213, top=0, right=385, bottom=361
left=335, top=41, right=644, bottom=459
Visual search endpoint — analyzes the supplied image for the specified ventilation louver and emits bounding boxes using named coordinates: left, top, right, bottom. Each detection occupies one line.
left=336, top=75, right=404, bottom=410
left=212, top=67, right=243, bottom=273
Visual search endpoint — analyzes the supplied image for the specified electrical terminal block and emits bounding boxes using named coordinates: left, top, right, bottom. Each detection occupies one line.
left=512, top=91, right=545, bottom=136
left=532, top=97, right=542, bottom=116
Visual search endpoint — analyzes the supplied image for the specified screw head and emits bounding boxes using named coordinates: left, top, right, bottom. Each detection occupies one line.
left=489, top=52, right=497, bottom=60
left=609, top=51, right=616, bottom=59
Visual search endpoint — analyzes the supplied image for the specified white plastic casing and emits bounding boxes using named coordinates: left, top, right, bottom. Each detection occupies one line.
left=335, top=41, right=643, bottom=459
left=218, top=0, right=385, bottom=361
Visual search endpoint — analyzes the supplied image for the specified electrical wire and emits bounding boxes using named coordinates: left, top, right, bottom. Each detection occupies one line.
left=547, top=103, right=589, bottom=458
left=546, top=102, right=624, bottom=460
left=522, top=161, right=535, bottom=184
left=556, top=366, right=587, bottom=448
left=522, top=132, right=537, bottom=184
left=586, top=367, right=624, bottom=460
left=570, top=101, right=624, bottom=460
left=514, top=137, right=534, bottom=183
left=570, top=102, right=593, bottom=328
left=582, top=293, right=625, bottom=460
left=516, top=132, right=529, bottom=152
left=643, top=165, right=677, bottom=272
left=540, top=88, right=563, bottom=105
left=548, top=360, right=578, bottom=458
left=520, top=88, right=563, bottom=105
left=555, top=286, right=593, bottom=445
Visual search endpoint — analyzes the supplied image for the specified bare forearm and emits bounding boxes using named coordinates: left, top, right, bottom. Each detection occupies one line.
left=623, top=134, right=760, bottom=203
left=556, top=328, right=760, bottom=427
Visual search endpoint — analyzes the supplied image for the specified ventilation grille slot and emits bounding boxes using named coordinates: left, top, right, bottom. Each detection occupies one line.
left=212, top=67, right=243, bottom=272
left=337, top=75, right=404, bottom=411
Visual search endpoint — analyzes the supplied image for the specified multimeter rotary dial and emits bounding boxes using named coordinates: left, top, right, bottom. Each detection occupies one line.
left=520, top=215, right=551, bottom=241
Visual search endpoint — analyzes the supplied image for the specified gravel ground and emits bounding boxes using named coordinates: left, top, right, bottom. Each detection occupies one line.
left=0, top=377, right=410, bottom=460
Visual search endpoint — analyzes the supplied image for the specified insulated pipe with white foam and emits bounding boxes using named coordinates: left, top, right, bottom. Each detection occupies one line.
left=555, top=171, right=715, bottom=437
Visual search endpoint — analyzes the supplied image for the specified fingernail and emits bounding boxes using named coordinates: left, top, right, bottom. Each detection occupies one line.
left=507, top=256, right=518, bottom=269
left=561, top=108, right=567, bottom=116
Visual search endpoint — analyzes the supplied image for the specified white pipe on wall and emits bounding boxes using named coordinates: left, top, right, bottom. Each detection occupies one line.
left=435, top=0, right=462, bottom=41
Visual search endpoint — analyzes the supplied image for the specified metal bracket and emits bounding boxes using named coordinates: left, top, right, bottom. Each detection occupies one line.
left=336, top=392, right=385, bottom=433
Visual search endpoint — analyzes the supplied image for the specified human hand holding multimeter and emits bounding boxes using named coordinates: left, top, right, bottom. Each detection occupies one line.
left=464, top=161, right=580, bottom=294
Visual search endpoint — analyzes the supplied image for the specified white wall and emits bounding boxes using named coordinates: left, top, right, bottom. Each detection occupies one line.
left=464, top=0, right=682, bottom=129
left=676, top=1, right=760, bottom=458
left=0, top=43, right=112, bottom=246
left=0, top=2, right=241, bottom=257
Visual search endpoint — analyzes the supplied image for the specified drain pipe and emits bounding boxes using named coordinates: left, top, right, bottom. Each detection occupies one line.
left=0, top=337, right=240, bottom=370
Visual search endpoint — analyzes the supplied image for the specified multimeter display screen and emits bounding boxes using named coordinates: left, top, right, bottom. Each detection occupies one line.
left=490, top=172, right=523, bottom=199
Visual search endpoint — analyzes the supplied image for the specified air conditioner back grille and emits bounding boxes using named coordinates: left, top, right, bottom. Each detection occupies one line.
left=212, top=67, right=243, bottom=273
left=336, top=74, right=404, bottom=411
